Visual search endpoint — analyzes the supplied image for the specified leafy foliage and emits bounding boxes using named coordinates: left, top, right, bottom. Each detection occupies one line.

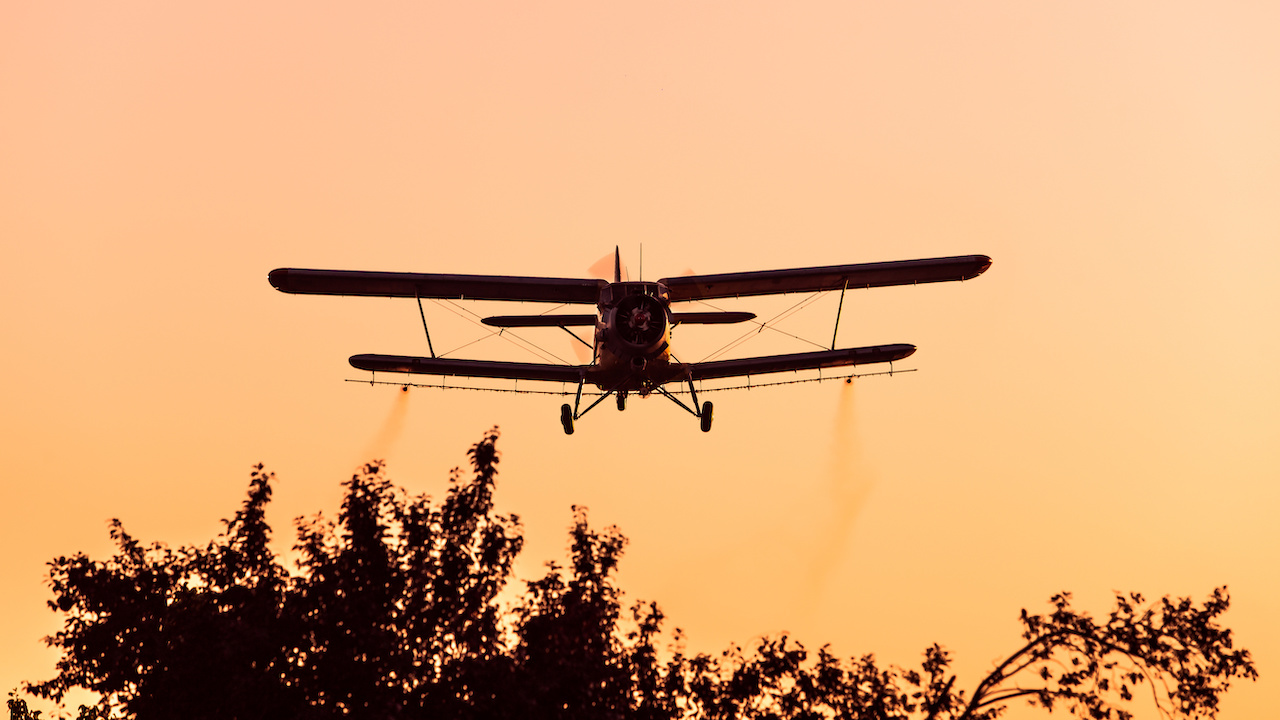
left=24, top=429, right=1255, bottom=719
left=7, top=692, right=102, bottom=720
left=961, top=588, right=1259, bottom=720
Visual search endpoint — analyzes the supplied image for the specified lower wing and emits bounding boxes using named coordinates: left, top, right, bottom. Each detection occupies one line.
left=350, top=354, right=586, bottom=383
left=349, top=344, right=914, bottom=385
left=679, top=344, right=915, bottom=381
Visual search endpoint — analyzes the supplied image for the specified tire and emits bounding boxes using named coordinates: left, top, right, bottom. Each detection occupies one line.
left=700, top=401, right=714, bottom=432
left=616, top=392, right=627, bottom=412
left=560, top=403, right=575, bottom=435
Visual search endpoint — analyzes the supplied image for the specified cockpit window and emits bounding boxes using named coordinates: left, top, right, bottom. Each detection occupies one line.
left=602, top=282, right=668, bottom=305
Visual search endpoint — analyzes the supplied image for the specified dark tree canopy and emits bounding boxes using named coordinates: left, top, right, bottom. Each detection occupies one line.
left=22, top=429, right=1256, bottom=720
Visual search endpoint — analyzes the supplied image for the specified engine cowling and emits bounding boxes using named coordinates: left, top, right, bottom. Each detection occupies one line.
left=613, top=293, right=667, bottom=349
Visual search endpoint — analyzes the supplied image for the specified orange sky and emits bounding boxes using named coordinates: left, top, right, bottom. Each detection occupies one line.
left=3, top=3, right=1277, bottom=716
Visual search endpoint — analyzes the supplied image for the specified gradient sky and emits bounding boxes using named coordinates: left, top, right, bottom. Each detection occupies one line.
left=3, top=2, right=1277, bottom=716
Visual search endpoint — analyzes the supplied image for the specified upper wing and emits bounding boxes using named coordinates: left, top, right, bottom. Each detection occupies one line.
left=351, top=354, right=586, bottom=383
left=679, top=344, right=915, bottom=381
left=269, top=268, right=606, bottom=304
left=659, top=255, right=991, bottom=302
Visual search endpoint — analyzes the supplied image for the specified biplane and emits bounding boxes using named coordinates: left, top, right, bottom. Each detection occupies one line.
left=268, top=251, right=990, bottom=433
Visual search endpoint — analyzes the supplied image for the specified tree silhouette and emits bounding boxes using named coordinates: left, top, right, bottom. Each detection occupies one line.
left=29, top=464, right=301, bottom=719
left=24, top=429, right=1256, bottom=719
left=283, top=429, right=522, bottom=717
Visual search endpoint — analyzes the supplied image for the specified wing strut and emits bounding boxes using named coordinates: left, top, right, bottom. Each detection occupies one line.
left=831, top=279, right=848, bottom=350
left=415, top=292, right=436, bottom=358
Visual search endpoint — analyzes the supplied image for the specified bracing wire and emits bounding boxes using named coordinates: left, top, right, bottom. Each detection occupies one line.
left=428, top=298, right=570, bottom=364
left=694, top=292, right=830, bottom=363
left=424, top=289, right=833, bottom=367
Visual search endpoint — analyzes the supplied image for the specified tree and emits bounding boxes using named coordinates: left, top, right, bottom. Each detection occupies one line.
left=24, top=429, right=1256, bottom=719
left=29, top=464, right=302, bottom=719
left=283, top=428, right=523, bottom=717
left=961, top=588, right=1258, bottom=719
left=8, top=692, right=102, bottom=720
left=641, top=590, right=1256, bottom=720
left=508, top=507, right=637, bottom=719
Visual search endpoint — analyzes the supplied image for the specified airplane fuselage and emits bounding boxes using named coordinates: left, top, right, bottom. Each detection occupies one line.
left=591, top=281, right=676, bottom=392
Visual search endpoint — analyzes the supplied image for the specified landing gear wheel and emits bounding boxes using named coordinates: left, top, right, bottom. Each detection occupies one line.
left=699, top=401, right=714, bottom=433
left=560, top=403, right=575, bottom=435
left=616, top=392, right=627, bottom=412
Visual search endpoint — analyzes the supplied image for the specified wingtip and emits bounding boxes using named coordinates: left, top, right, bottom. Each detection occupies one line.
left=349, top=353, right=382, bottom=371
left=268, top=268, right=289, bottom=291
left=971, top=255, right=993, bottom=278
left=883, top=343, right=917, bottom=361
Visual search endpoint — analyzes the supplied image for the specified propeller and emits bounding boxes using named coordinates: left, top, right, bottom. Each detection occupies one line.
left=588, top=247, right=630, bottom=283
left=568, top=329, right=594, bottom=363
left=574, top=249, right=692, bottom=363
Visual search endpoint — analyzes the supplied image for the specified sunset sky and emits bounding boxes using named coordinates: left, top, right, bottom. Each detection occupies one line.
left=3, top=2, right=1277, bottom=716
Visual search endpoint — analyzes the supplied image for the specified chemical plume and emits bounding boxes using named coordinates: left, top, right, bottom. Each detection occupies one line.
left=802, top=381, right=875, bottom=613
left=358, top=387, right=412, bottom=464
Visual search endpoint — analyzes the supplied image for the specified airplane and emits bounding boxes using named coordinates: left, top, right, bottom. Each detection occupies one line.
left=268, top=250, right=991, bottom=434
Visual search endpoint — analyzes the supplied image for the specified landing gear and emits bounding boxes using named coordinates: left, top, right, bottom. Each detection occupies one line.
left=559, top=376, right=708, bottom=433
left=651, top=373, right=716, bottom=433
left=560, top=403, right=574, bottom=435
left=560, top=376, right=633, bottom=434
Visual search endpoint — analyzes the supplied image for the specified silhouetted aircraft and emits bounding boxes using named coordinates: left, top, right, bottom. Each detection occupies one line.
left=268, top=250, right=990, bottom=433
